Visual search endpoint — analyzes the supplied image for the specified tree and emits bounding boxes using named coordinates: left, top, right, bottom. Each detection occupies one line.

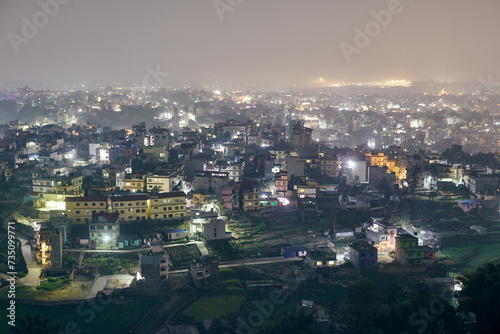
left=257, top=310, right=315, bottom=334
left=10, top=314, right=61, bottom=334
left=458, top=263, right=500, bottom=334
left=337, top=279, right=380, bottom=330
left=442, top=144, right=468, bottom=164
left=209, top=315, right=236, bottom=334
left=131, top=158, right=144, bottom=173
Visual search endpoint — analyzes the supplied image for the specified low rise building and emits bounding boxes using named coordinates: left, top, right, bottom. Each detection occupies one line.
left=110, top=194, right=149, bottom=221
left=305, top=247, right=336, bottom=268
left=349, top=242, right=378, bottom=268
left=281, top=246, right=307, bottom=258
left=65, top=196, right=108, bottom=224
left=189, top=255, right=219, bottom=287
left=366, top=221, right=397, bottom=252
left=137, top=241, right=169, bottom=295
left=123, top=174, right=146, bottom=193
left=240, top=180, right=261, bottom=212
left=190, top=210, right=218, bottom=235
left=395, top=234, right=424, bottom=266
left=165, top=229, right=188, bottom=240
left=203, top=219, right=230, bottom=241
left=146, top=174, right=172, bottom=193
left=275, top=171, right=288, bottom=194
left=89, top=213, right=121, bottom=250
left=149, top=192, right=187, bottom=220
left=319, top=154, right=339, bottom=178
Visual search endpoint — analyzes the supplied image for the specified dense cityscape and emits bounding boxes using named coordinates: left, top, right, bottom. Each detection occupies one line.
left=2, top=1, right=500, bottom=334
left=0, top=81, right=499, bottom=333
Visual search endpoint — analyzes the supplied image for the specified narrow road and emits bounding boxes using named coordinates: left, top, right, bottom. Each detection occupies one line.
left=18, top=234, right=41, bottom=286
left=170, top=256, right=302, bottom=274
left=220, top=256, right=303, bottom=267
left=64, top=241, right=203, bottom=253
left=195, top=241, right=208, bottom=256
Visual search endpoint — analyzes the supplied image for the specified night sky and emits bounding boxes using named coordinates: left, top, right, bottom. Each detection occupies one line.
left=1, top=0, right=499, bottom=89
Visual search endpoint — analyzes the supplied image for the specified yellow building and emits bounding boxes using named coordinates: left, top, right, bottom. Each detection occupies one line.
left=123, top=174, right=146, bottom=193
left=193, top=193, right=210, bottom=207
left=240, top=182, right=260, bottom=212
left=146, top=174, right=171, bottom=193
left=149, top=192, right=187, bottom=220
left=89, top=213, right=121, bottom=250
left=65, top=196, right=109, bottom=224
left=367, top=152, right=389, bottom=168
left=110, top=194, right=149, bottom=221
left=33, top=175, right=84, bottom=211
left=366, top=152, right=406, bottom=181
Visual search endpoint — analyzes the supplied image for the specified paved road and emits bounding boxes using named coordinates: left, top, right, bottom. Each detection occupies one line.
left=85, top=274, right=135, bottom=299
left=65, top=241, right=203, bottom=253
left=220, top=256, right=303, bottom=267
left=1, top=203, right=41, bottom=286
left=18, top=234, right=41, bottom=286
left=170, top=256, right=303, bottom=274
left=195, top=241, right=209, bottom=256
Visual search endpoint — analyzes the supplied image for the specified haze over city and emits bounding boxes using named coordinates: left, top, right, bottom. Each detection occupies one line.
left=1, top=0, right=500, bottom=89
left=3, top=2, right=500, bottom=334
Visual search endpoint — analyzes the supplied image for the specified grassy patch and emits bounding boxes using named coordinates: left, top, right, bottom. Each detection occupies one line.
left=82, top=252, right=138, bottom=275
left=167, top=244, right=201, bottom=267
left=441, top=233, right=500, bottom=273
left=441, top=243, right=476, bottom=262
left=179, top=295, right=244, bottom=323
left=206, top=239, right=243, bottom=261
left=16, top=281, right=91, bottom=300
left=467, top=243, right=500, bottom=269
left=218, top=267, right=263, bottom=281
left=37, top=277, right=70, bottom=291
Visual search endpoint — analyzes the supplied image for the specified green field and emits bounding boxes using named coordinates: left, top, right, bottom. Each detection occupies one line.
left=441, top=232, right=500, bottom=273
left=0, top=296, right=159, bottom=334
left=167, top=244, right=201, bottom=267
left=441, top=243, right=476, bottom=262
left=179, top=295, right=244, bottom=323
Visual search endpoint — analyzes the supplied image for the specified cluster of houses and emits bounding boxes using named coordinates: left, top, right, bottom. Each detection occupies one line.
left=279, top=215, right=442, bottom=271
left=2, top=117, right=499, bottom=279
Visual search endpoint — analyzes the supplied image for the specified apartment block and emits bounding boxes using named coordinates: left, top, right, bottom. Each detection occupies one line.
left=146, top=174, right=171, bottom=193
left=89, top=213, right=121, bottom=250
left=123, top=174, right=146, bottom=193
left=149, top=191, right=187, bottom=220
left=110, top=194, right=149, bottom=221
left=65, top=196, right=108, bottom=224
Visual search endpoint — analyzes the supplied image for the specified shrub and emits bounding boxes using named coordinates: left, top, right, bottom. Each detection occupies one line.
left=36, top=277, right=70, bottom=291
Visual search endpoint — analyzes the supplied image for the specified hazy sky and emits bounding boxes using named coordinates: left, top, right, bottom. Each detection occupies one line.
left=1, top=0, right=499, bottom=89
